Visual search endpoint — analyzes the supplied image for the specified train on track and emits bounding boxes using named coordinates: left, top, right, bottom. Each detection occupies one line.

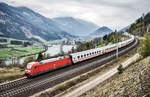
left=25, top=34, right=135, bottom=78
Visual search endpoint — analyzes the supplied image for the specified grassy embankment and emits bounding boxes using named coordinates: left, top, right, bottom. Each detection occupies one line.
left=81, top=55, right=150, bottom=97
left=0, top=67, right=24, bottom=83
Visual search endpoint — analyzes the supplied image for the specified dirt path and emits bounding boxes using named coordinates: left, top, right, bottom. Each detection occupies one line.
left=62, top=53, right=141, bottom=97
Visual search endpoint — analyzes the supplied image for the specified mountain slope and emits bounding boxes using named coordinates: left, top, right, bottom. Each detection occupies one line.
left=127, top=11, right=150, bottom=36
left=90, top=26, right=113, bottom=36
left=0, top=2, right=75, bottom=42
left=52, top=17, right=99, bottom=36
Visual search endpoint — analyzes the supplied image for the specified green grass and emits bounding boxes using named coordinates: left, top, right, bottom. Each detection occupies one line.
left=0, top=48, right=12, bottom=58
left=0, top=47, right=44, bottom=59
left=0, top=37, right=44, bottom=59
left=97, top=42, right=108, bottom=48
left=120, top=37, right=128, bottom=41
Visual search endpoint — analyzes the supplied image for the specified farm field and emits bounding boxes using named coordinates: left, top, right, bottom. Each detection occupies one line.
left=0, top=37, right=45, bottom=59
left=0, top=46, right=44, bottom=59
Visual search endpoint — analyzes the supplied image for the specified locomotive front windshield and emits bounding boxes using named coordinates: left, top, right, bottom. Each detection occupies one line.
left=26, top=65, right=32, bottom=69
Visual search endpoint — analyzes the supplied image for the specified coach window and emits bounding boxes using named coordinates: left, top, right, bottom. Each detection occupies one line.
left=81, top=55, right=83, bottom=58
left=84, top=54, right=86, bottom=57
left=78, top=56, right=80, bottom=59
left=35, top=66, right=37, bottom=69
left=87, top=54, right=89, bottom=56
left=92, top=52, right=94, bottom=54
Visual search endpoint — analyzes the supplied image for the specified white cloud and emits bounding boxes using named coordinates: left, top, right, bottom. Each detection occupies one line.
left=0, top=0, right=150, bottom=30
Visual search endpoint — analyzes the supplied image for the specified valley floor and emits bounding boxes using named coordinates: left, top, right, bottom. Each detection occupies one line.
left=0, top=46, right=44, bottom=59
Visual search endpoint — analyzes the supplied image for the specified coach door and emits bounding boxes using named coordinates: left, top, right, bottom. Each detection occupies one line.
left=53, top=64, right=56, bottom=69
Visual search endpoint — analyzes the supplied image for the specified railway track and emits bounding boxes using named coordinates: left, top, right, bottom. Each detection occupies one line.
left=0, top=77, right=27, bottom=92
left=0, top=38, right=139, bottom=97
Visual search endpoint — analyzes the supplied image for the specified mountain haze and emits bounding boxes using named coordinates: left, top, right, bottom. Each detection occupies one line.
left=0, top=2, right=75, bottom=42
left=119, top=25, right=130, bottom=32
left=0, top=2, right=113, bottom=42
left=90, top=26, right=113, bottom=37
left=52, top=17, right=99, bottom=36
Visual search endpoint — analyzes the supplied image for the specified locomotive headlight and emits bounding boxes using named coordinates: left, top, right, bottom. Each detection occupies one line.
left=25, top=70, right=31, bottom=72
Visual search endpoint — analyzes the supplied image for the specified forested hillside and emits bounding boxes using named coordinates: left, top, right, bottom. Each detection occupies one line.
left=127, top=12, right=150, bottom=36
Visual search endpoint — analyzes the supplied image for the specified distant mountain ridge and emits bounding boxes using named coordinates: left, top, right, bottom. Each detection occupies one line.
left=52, top=17, right=99, bottom=36
left=0, top=2, right=75, bottom=42
left=0, top=2, right=113, bottom=42
left=90, top=26, right=113, bottom=37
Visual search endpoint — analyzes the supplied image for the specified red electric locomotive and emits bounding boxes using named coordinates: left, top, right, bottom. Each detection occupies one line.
left=25, top=56, right=72, bottom=78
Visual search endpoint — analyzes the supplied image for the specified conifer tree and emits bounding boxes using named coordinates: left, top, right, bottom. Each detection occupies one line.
left=37, top=52, right=43, bottom=61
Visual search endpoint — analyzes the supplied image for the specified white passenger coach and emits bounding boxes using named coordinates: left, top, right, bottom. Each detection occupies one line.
left=70, top=34, right=134, bottom=63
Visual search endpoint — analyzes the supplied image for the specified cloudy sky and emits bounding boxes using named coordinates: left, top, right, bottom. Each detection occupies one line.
left=0, top=0, right=150, bottom=30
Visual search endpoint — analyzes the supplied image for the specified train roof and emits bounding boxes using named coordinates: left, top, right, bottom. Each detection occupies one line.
left=39, top=56, right=65, bottom=64
left=70, top=35, right=134, bottom=56
left=70, top=43, right=116, bottom=56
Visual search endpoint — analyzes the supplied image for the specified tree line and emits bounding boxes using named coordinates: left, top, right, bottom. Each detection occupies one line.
left=127, top=13, right=150, bottom=36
